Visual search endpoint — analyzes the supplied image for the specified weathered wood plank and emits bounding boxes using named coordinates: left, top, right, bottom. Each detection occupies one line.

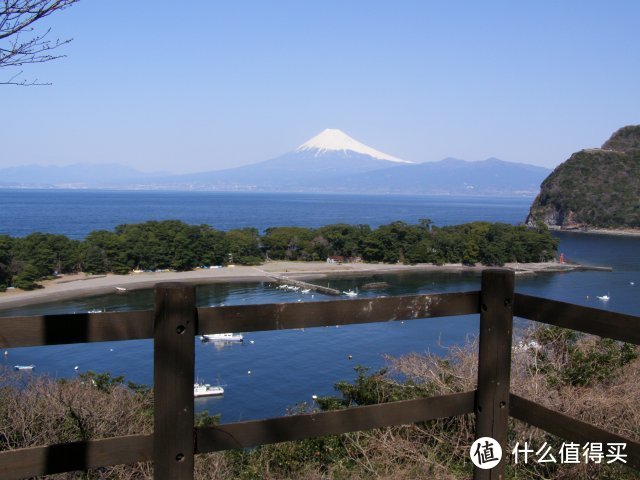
left=475, top=269, right=514, bottom=480
left=514, top=293, right=640, bottom=345
left=0, top=292, right=479, bottom=348
left=197, top=291, right=480, bottom=334
left=154, top=283, right=196, bottom=480
left=0, top=310, right=154, bottom=348
left=196, top=391, right=476, bottom=452
left=3, top=291, right=636, bottom=349
left=510, top=394, right=640, bottom=470
left=0, top=434, right=153, bottom=480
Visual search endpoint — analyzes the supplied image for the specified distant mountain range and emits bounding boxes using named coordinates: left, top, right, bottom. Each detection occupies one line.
left=0, top=129, right=551, bottom=195
left=0, top=163, right=169, bottom=187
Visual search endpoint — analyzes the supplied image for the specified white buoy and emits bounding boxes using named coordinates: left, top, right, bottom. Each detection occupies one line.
left=3, top=351, right=7, bottom=356
left=247, top=370, right=252, bottom=375
left=109, top=348, right=114, bottom=352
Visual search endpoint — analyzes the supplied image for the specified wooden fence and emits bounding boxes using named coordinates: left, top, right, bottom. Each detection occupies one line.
left=0, top=269, right=639, bottom=479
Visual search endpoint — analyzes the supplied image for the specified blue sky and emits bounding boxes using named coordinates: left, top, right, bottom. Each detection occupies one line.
left=2, top=1, right=639, bottom=173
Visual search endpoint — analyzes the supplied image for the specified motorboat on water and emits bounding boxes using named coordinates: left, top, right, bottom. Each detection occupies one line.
left=193, top=382, right=224, bottom=397
left=200, top=333, right=244, bottom=342
left=597, top=294, right=610, bottom=301
left=14, top=365, right=35, bottom=371
left=342, top=289, right=358, bottom=297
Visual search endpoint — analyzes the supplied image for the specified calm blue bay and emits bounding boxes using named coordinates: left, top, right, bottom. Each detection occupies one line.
left=1, top=189, right=639, bottom=422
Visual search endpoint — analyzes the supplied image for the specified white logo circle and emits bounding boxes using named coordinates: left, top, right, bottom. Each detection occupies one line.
left=470, top=437, right=503, bottom=469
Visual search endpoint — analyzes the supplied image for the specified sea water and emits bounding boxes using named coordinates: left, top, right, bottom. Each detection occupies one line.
left=0, top=189, right=531, bottom=238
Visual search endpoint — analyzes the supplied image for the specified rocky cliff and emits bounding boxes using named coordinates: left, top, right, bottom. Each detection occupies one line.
left=526, top=126, right=640, bottom=229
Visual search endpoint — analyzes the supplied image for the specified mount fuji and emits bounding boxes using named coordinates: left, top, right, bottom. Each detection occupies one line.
left=168, top=129, right=414, bottom=189
left=295, top=128, right=412, bottom=164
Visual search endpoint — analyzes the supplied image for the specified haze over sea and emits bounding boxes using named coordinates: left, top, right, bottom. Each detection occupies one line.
left=1, top=189, right=639, bottom=423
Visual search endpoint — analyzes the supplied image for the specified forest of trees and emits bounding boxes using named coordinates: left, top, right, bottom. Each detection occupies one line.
left=0, top=219, right=559, bottom=291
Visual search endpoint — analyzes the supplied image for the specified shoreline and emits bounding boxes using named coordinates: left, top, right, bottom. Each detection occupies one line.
left=0, top=260, right=602, bottom=310
left=549, top=226, right=640, bottom=237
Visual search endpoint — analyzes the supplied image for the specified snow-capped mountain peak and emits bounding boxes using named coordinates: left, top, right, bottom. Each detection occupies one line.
left=296, top=128, right=413, bottom=164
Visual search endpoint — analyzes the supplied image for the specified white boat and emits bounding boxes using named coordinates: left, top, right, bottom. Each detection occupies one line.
left=201, top=333, right=244, bottom=342
left=343, top=289, right=358, bottom=297
left=114, top=286, right=128, bottom=293
left=193, top=382, right=224, bottom=397
left=597, top=294, right=610, bottom=301
left=14, top=365, right=35, bottom=371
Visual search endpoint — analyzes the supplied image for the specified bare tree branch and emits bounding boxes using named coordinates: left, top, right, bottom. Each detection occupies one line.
left=1, top=0, right=80, bottom=85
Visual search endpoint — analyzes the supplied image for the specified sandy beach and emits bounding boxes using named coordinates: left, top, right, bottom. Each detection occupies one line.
left=547, top=226, right=640, bottom=237
left=0, top=260, right=592, bottom=310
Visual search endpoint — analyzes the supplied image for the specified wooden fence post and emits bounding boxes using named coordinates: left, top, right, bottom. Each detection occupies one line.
left=154, top=283, right=196, bottom=480
left=474, top=269, right=514, bottom=480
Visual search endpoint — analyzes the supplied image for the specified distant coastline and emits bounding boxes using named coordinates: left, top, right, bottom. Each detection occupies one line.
left=0, top=260, right=598, bottom=310
left=0, top=184, right=540, bottom=197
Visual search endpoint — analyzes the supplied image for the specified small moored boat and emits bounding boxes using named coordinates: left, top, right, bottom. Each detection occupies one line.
left=201, top=333, right=243, bottom=342
left=194, top=382, right=224, bottom=397
left=14, top=365, right=35, bottom=371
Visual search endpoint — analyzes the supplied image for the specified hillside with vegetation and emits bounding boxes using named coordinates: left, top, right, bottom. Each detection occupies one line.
left=526, top=125, right=640, bottom=230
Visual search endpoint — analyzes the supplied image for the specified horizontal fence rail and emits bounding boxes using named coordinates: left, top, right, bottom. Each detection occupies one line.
left=0, top=291, right=480, bottom=348
left=197, top=291, right=480, bottom=333
left=196, top=391, right=476, bottom=453
left=515, top=293, right=640, bottom=345
left=0, top=435, right=153, bottom=479
left=510, top=394, right=640, bottom=470
left=0, top=310, right=155, bottom=348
